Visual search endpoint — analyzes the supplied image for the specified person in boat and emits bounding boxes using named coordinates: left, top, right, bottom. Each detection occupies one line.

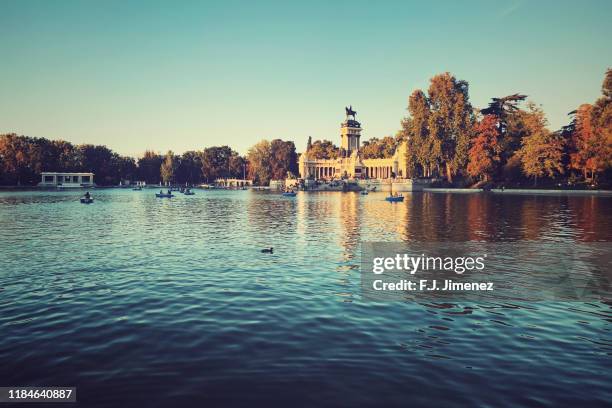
left=167, top=189, right=171, bottom=195
left=159, top=190, right=163, bottom=194
left=84, top=191, right=91, bottom=199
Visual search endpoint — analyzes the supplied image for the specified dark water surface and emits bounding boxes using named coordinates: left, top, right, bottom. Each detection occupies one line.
left=0, top=189, right=610, bottom=407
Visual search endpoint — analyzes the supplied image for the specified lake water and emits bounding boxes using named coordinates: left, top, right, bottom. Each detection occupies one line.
left=0, top=189, right=610, bottom=407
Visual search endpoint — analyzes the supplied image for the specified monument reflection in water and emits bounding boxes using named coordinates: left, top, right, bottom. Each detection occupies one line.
left=0, top=189, right=610, bottom=407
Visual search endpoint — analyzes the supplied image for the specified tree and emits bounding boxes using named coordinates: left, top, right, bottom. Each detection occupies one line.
left=308, top=139, right=338, bottom=159
left=467, top=115, right=502, bottom=181
left=160, top=150, right=176, bottom=184
left=113, top=154, right=137, bottom=184
left=229, top=152, right=247, bottom=179
left=480, top=94, right=528, bottom=135
left=201, top=146, right=235, bottom=182
left=137, top=151, right=163, bottom=184
left=361, top=136, right=397, bottom=159
left=569, top=104, right=596, bottom=180
left=176, top=151, right=203, bottom=184
left=270, top=139, right=298, bottom=180
left=401, top=89, right=434, bottom=177
left=0, top=134, right=35, bottom=185
left=588, top=68, right=612, bottom=183
left=481, top=94, right=528, bottom=164
left=78, top=144, right=111, bottom=184
left=518, top=103, right=564, bottom=185
left=426, top=73, right=474, bottom=182
left=54, top=140, right=81, bottom=171
left=247, top=140, right=272, bottom=185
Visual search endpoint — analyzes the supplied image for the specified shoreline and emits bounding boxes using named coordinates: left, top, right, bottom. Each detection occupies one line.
left=422, top=188, right=612, bottom=196
left=1, top=185, right=612, bottom=196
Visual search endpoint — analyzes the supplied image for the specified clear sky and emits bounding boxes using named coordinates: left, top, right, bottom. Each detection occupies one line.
left=1, top=0, right=610, bottom=157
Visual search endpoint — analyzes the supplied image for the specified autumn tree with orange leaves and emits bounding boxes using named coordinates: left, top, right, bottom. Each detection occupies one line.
left=467, top=115, right=502, bottom=181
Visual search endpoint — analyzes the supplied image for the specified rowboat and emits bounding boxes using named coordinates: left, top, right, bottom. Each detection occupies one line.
left=282, top=191, right=297, bottom=197
left=80, top=197, right=94, bottom=204
left=155, top=193, right=174, bottom=198
left=385, top=195, right=404, bottom=202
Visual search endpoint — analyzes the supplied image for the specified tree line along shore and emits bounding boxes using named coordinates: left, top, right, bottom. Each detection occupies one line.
left=1, top=70, right=610, bottom=189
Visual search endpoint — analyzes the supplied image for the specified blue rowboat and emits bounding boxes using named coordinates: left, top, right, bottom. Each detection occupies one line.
left=80, top=197, right=94, bottom=204
left=385, top=195, right=404, bottom=202
left=155, top=193, right=174, bottom=198
left=282, top=191, right=297, bottom=197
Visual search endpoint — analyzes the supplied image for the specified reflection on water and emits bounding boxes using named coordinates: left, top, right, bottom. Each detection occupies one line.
left=0, top=189, right=610, bottom=407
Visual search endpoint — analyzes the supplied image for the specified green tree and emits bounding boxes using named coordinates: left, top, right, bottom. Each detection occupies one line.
left=247, top=140, right=272, bottom=185
left=137, top=151, right=163, bottom=184
left=361, top=136, right=397, bottom=159
left=518, top=103, right=565, bottom=185
left=176, top=151, right=203, bottom=184
left=401, top=89, right=434, bottom=177
left=308, top=139, right=338, bottom=159
left=229, top=152, right=247, bottom=179
left=201, top=146, right=235, bottom=182
left=270, top=139, right=297, bottom=180
left=427, top=72, right=474, bottom=182
left=481, top=94, right=527, bottom=146
left=160, top=150, right=176, bottom=185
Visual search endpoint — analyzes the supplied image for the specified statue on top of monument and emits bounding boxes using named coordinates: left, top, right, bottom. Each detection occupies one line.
left=345, top=106, right=357, bottom=119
